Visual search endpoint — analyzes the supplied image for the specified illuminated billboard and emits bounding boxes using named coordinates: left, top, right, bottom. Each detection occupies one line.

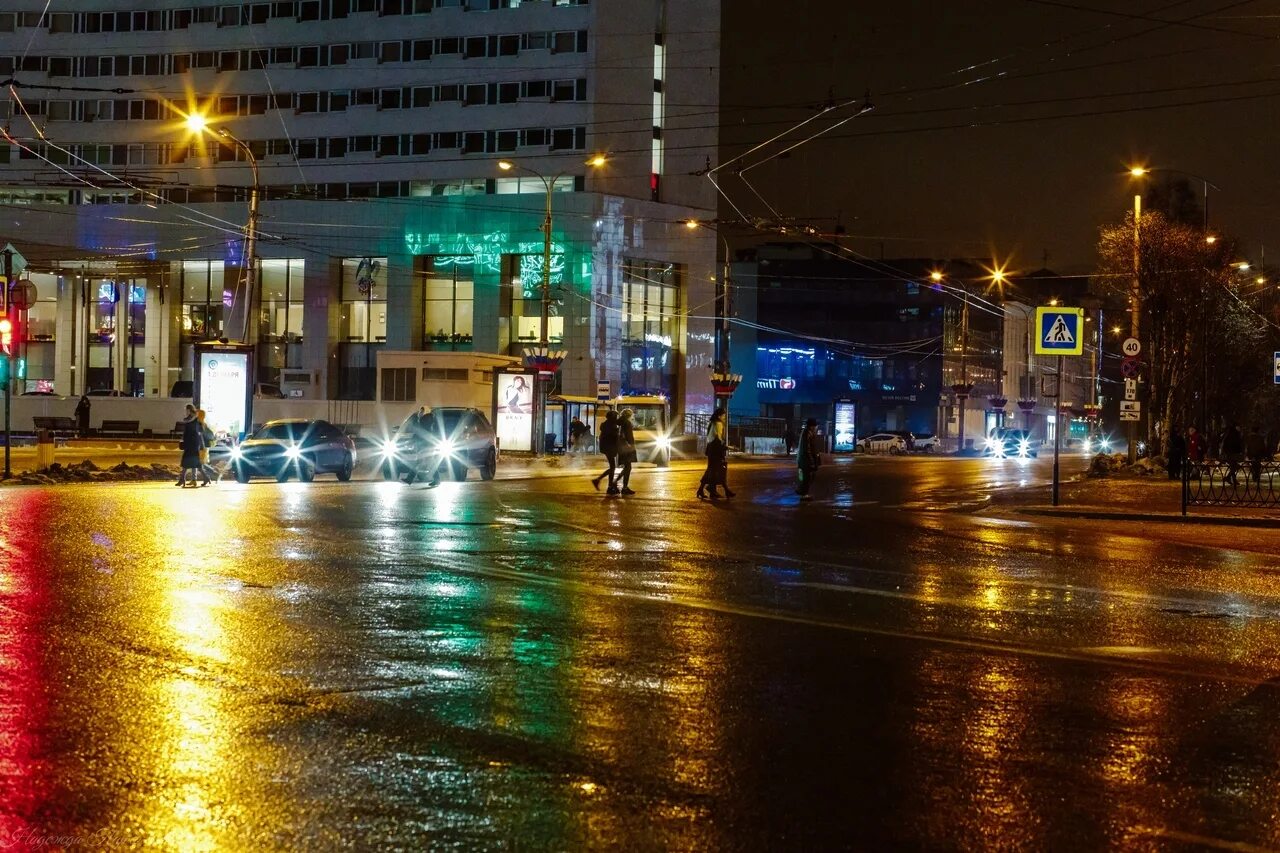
left=495, top=371, right=535, bottom=452
left=195, top=343, right=253, bottom=439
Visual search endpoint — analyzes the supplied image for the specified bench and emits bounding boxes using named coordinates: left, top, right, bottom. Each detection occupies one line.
left=33, top=416, right=77, bottom=436
left=98, top=419, right=140, bottom=437
left=170, top=420, right=186, bottom=438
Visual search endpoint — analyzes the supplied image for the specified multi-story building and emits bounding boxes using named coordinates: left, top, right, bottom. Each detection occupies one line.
left=0, top=0, right=720, bottom=419
left=727, top=244, right=1004, bottom=445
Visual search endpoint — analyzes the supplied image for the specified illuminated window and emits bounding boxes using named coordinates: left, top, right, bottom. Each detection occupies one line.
left=621, top=259, right=680, bottom=397
left=502, top=254, right=563, bottom=347
left=340, top=257, right=387, bottom=343
left=418, top=257, right=474, bottom=348
left=258, top=258, right=305, bottom=384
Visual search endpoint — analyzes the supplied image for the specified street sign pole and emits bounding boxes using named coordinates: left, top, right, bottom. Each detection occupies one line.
left=1053, top=355, right=1062, bottom=506
left=3, top=248, right=12, bottom=480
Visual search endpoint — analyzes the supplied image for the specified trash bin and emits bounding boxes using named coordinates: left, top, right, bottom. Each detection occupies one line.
left=544, top=432, right=557, bottom=453
left=35, top=429, right=55, bottom=471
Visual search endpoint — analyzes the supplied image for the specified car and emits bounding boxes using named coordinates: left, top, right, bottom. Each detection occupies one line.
left=983, top=428, right=1038, bottom=458
left=379, top=407, right=497, bottom=483
left=859, top=432, right=908, bottom=454
left=229, top=418, right=356, bottom=483
left=911, top=433, right=941, bottom=453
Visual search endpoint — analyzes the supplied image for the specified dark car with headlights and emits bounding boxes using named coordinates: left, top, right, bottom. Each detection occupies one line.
left=983, top=428, right=1038, bottom=458
left=379, top=407, right=497, bottom=482
left=230, top=418, right=356, bottom=483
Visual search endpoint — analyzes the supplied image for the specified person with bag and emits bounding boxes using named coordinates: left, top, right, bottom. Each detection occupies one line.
left=196, top=408, right=220, bottom=483
left=176, top=403, right=209, bottom=487
left=616, top=408, right=638, bottom=495
left=795, top=418, right=822, bottom=500
left=697, top=409, right=734, bottom=499
left=591, top=410, right=621, bottom=495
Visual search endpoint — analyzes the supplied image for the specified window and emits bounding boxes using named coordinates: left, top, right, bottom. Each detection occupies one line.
left=340, top=257, right=387, bottom=342
left=464, top=84, right=486, bottom=106
left=379, top=41, right=401, bottom=63
left=503, top=254, right=563, bottom=346
left=258, top=259, right=305, bottom=382
left=621, top=259, right=680, bottom=397
left=381, top=368, right=416, bottom=401
left=418, top=256, right=474, bottom=346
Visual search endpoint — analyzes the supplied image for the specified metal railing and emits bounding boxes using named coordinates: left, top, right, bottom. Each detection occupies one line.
left=1182, top=459, right=1280, bottom=512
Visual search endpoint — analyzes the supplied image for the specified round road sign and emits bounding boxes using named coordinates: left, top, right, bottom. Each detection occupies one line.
left=1122, top=337, right=1141, bottom=357
left=1120, top=358, right=1140, bottom=379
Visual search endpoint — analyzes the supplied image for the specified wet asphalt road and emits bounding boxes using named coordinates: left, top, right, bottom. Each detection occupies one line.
left=4, top=454, right=1280, bottom=850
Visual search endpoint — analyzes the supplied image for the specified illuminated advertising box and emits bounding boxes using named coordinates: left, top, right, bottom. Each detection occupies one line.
left=833, top=400, right=856, bottom=453
left=194, top=341, right=254, bottom=440
left=494, top=370, right=535, bottom=452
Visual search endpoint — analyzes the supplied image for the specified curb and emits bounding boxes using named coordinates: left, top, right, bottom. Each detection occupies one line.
left=1012, top=507, right=1280, bottom=528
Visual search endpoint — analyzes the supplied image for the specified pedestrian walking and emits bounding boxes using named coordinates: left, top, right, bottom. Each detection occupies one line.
left=74, top=394, right=91, bottom=438
left=569, top=416, right=589, bottom=453
left=616, top=408, right=638, bottom=496
left=795, top=417, right=822, bottom=499
left=196, top=408, right=220, bottom=483
left=1166, top=424, right=1186, bottom=480
left=592, top=410, right=620, bottom=495
left=1245, top=424, right=1267, bottom=485
left=1221, top=423, right=1245, bottom=486
left=176, top=403, right=209, bottom=487
left=697, top=409, right=734, bottom=499
left=784, top=420, right=797, bottom=456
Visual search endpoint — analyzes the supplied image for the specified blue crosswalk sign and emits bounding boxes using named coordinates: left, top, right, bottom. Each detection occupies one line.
left=1034, top=307, right=1084, bottom=355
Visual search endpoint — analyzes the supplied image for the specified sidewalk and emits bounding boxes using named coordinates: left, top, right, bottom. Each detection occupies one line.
left=987, top=474, right=1280, bottom=527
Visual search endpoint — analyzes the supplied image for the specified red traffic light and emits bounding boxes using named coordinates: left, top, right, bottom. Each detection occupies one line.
left=0, top=316, right=13, bottom=356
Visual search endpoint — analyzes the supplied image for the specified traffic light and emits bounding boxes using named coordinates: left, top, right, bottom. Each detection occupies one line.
left=0, top=315, right=13, bottom=357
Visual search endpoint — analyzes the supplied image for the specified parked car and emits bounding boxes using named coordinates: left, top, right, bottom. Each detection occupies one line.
left=379, top=407, right=497, bottom=482
left=911, top=433, right=941, bottom=453
left=859, top=432, right=909, bottom=454
left=983, top=428, right=1038, bottom=458
left=229, top=418, right=356, bottom=483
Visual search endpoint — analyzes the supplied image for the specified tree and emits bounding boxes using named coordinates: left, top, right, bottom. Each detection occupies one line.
left=1092, top=209, right=1265, bottom=449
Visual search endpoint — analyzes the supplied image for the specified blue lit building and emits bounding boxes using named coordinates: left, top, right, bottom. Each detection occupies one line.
left=728, top=245, right=1004, bottom=444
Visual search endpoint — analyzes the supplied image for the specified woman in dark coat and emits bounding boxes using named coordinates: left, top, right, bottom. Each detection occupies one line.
left=796, top=418, right=822, bottom=499
left=177, top=404, right=209, bottom=487
left=698, top=409, right=734, bottom=499
left=616, top=408, right=638, bottom=495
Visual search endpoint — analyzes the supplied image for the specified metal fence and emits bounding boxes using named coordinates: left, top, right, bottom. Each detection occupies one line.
left=1182, top=459, right=1280, bottom=512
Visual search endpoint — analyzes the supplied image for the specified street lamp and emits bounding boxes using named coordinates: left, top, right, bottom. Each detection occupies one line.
left=685, top=219, right=737, bottom=414
left=496, top=154, right=606, bottom=454
left=186, top=111, right=260, bottom=345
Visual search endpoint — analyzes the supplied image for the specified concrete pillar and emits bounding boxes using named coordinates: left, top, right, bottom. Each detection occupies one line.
left=472, top=263, right=502, bottom=355
left=383, top=251, right=419, bottom=351
left=54, top=272, right=77, bottom=395
left=302, top=256, right=339, bottom=399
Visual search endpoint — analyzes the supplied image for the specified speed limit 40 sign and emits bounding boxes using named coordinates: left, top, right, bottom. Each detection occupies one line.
left=1122, top=337, right=1142, bottom=357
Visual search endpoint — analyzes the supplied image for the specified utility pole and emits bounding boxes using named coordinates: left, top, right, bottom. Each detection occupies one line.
left=956, top=291, right=971, bottom=452
left=1053, top=354, right=1063, bottom=505
left=1128, top=194, right=1141, bottom=464
left=2, top=248, right=11, bottom=480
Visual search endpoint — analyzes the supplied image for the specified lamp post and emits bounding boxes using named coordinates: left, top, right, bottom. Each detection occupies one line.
left=1129, top=166, right=1220, bottom=456
left=497, top=155, right=605, bottom=454
left=186, top=113, right=260, bottom=345
left=686, top=219, right=736, bottom=420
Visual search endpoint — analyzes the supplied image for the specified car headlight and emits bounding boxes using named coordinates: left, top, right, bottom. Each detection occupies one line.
left=380, top=439, right=398, bottom=458
left=230, top=446, right=242, bottom=460
left=1018, top=440, right=1030, bottom=458
left=655, top=435, right=672, bottom=450
left=1100, top=439, right=1111, bottom=452
left=285, top=445, right=302, bottom=459
left=985, top=438, right=997, bottom=449
left=438, top=438, right=454, bottom=456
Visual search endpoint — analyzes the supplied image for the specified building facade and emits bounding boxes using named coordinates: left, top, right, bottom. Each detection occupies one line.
left=727, top=245, right=1004, bottom=444
left=0, top=0, right=720, bottom=417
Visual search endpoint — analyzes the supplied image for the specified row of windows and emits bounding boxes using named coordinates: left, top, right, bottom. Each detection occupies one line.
left=0, top=176, right=582, bottom=207
left=4, top=31, right=588, bottom=77
left=15, top=78, right=587, bottom=124
left=12, top=125, right=586, bottom=168
left=0, top=1, right=585, bottom=34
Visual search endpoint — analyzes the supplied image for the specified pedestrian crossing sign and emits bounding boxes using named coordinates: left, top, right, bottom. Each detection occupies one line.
left=1034, top=307, right=1085, bottom=356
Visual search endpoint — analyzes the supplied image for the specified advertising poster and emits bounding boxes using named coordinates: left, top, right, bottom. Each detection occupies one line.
left=495, top=372, right=534, bottom=451
left=199, top=351, right=250, bottom=438
left=833, top=401, right=856, bottom=453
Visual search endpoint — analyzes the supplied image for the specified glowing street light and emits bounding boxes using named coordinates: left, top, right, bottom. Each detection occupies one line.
left=930, top=270, right=944, bottom=282
left=185, top=111, right=259, bottom=344
left=1206, top=235, right=1218, bottom=244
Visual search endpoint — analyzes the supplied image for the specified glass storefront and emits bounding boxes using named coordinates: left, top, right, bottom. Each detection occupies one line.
left=339, top=256, right=387, bottom=399
left=181, top=260, right=227, bottom=380
left=418, top=256, right=474, bottom=348
left=258, top=258, right=304, bottom=385
left=502, top=254, right=564, bottom=349
left=621, top=258, right=680, bottom=398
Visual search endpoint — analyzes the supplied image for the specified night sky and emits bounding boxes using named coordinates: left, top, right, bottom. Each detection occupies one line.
left=719, top=0, right=1280, bottom=274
